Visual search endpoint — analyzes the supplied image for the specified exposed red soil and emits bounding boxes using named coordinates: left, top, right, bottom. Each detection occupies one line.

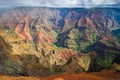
left=91, top=70, right=120, bottom=80
left=42, top=70, right=120, bottom=80
left=42, top=73, right=105, bottom=80
left=0, top=70, right=119, bottom=80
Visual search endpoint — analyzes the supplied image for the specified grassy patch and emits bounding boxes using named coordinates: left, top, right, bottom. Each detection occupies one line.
left=116, top=65, right=120, bottom=72
left=49, top=44, right=62, bottom=50
left=97, top=56, right=113, bottom=68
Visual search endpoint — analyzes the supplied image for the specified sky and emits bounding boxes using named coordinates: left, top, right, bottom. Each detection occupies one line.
left=0, top=0, right=120, bottom=8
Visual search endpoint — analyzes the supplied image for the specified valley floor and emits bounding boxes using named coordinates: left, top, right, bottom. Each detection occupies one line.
left=0, top=69, right=119, bottom=80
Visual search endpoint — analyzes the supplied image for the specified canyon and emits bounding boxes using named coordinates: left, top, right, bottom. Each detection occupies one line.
left=0, top=7, right=120, bottom=79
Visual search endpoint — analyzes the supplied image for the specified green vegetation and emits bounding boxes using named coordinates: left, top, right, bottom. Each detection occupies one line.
left=97, top=56, right=113, bottom=68
left=55, top=27, right=61, bottom=34
left=4, top=59, right=22, bottom=75
left=21, top=54, right=39, bottom=64
left=65, top=28, right=80, bottom=51
left=8, top=29, right=14, bottom=34
left=82, top=42, right=96, bottom=53
left=55, top=28, right=73, bottom=47
left=30, top=30, right=34, bottom=35
left=116, top=66, right=120, bottom=72
left=112, top=27, right=120, bottom=43
left=49, top=44, right=62, bottom=50
left=63, top=27, right=99, bottom=52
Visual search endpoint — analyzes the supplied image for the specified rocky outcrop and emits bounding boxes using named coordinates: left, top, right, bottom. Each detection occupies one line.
left=61, top=53, right=91, bottom=73
left=15, top=17, right=33, bottom=41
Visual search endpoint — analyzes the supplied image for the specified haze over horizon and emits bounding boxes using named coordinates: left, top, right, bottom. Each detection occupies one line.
left=0, top=0, right=120, bottom=8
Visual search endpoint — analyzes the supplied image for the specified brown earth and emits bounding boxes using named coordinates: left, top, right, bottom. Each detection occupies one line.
left=0, top=75, right=41, bottom=80
left=0, top=69, right=119, bottom=80
left=42, top=70, right=120, bottom=80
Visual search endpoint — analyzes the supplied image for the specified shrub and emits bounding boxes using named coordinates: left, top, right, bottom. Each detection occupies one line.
left=3, top=59, right=23, bottom=75
left=116, top=66, right=120, bottom=72
left=97, top=56, right=113, bottom=68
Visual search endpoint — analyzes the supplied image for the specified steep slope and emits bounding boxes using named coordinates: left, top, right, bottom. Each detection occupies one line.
left=0, top=27, right=89, bottom=76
